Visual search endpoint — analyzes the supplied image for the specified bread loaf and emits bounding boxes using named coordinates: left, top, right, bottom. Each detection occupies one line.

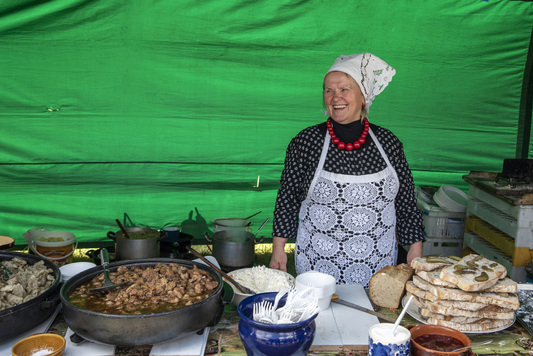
left=410, top=255, right=459, bottom=272
left=439, top=254, right=507, bottom=292
left=487, top=277, right=518, bottom=293
left=406, top=284, right=494, bottom=312
left=425, top=317, right=513, bottom=332
left=421, top=301, right=515, bottom=319
left=408, top=293, right=425, bottom=309
left=368, top=264, right=413, bottom=309
left=405, top=254, right=519, bottom=333
left=420, top=311, right=482, bottom=324
left=416, top=270, right=457, bottom=288
left=417, top=270, right=517, bottom=293
left=422, top=282, right=519, bottom=310
left=405, top=281, right=426, bottom=299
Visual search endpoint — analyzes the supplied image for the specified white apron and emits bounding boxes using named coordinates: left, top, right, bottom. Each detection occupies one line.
left=295, top=128, right=399, bottom=287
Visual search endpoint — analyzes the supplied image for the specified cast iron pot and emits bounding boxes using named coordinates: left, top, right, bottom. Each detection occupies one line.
left=160, top=232, right=195, bottom=258
left=107, top=227, right=167, bottom=260
left=0, top=251, right=61, bottom=343
left=205, top=230, right=263, bottom=269
left=60, top=258, right=225, bottom=346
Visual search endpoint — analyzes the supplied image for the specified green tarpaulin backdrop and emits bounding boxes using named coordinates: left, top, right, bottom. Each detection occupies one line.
left=1, top=0, right=532, bottom=245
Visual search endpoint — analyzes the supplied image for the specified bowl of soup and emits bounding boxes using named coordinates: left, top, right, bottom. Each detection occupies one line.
left=410, top=324, right=471, bottom=356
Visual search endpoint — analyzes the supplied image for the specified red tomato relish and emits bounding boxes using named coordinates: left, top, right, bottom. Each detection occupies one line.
left=414, top=334, right=464, bottom=352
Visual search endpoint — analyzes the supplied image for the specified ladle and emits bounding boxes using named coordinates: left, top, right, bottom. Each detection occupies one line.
left=89, top=248, right=131, bottom=294
left=253, top=218, right=270, bottom=238
left=186, top=245, right=256, bottom=295
left=116, top=219, right=131, bottom=239
left=451, top=339, right=493, bottom=353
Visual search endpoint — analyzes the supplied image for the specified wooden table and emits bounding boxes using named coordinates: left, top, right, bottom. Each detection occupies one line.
left=45, top=299, right=533, bottom=355
left=10, top=247, right=533, bottom=355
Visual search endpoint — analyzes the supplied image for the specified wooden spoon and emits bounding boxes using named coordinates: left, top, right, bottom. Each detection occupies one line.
left=186, top=245, right=256, bottom=295
left=116, top=219, right=131, bottom=239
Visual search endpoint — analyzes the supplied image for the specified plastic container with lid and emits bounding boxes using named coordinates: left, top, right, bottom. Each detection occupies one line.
left=30, top=230, right=78, bottom=267
left=295, top=271, right=336, bottom=311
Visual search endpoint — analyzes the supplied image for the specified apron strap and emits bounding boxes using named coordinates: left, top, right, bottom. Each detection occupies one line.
left=307, top=127, right=399, bottom=199
left=368, top=128, right=399, bottom=188
left=306, top=133, right=330, bottom=200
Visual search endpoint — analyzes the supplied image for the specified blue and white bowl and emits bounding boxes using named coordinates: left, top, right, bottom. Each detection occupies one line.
left=237, top=292, right=317, bottom=356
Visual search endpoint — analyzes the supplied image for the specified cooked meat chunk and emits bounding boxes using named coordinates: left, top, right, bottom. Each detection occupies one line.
left=0, top=257, right=55, bottom=311
left=70, top=263, right=219, bottom=315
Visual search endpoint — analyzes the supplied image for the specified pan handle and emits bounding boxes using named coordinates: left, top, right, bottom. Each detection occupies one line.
left=39, top=292, right=60, bottom=310
left=86, top=249, right=99, bottom=259
left=254, top=236, right=264, bottom=244
left=204, top=232, right=213, bottom=243
left=107, top=231, right=116, bottom=241
left=70, top=333, right=86, bottom=345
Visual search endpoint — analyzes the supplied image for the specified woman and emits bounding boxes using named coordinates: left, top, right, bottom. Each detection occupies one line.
left=269, top=53, right=424, bottom=287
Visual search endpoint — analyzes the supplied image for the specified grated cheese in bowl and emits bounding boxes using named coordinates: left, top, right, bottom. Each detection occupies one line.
left=228, top=266, right=294, bottom=305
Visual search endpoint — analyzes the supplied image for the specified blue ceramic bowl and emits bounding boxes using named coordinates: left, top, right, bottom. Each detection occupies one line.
left=237, top=292, right=317, bottom=356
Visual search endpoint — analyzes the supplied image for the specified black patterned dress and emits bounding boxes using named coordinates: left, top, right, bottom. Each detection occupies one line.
left=273, top=120, right=424, bottom=286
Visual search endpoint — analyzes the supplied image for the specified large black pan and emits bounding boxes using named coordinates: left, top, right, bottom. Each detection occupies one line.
left=60, top=258, right=225, bottom=346
left=0, top=251, right=61, bottom=343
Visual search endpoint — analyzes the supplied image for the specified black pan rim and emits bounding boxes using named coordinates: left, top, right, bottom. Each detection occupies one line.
left=60, top=257, right=223, bottom=318
left=0, top=250, right=61, bottom=316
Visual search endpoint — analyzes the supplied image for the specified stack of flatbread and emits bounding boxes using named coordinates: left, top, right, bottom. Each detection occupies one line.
left=406, top=254, right=519, bottom=332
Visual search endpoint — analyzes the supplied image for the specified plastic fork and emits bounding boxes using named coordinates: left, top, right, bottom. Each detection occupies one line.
left=297, top=303, right=320, bottom=322
left=253, top=300, right=274, bottom=324
left=276, top=308, right=297, bottom=324
left=268, top=288, right=289, bottom=323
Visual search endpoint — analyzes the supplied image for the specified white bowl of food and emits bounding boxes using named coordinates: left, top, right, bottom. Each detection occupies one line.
left=295, top=271, right=336, bottom=311
left=226, top=266, right=295, bottom=306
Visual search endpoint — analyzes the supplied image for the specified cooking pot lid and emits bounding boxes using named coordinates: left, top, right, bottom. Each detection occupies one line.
left=210, top=218, right=249, bottom=227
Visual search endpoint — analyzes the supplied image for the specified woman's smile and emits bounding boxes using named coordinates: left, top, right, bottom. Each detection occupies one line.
left=323, top=71, right=365, bottom=124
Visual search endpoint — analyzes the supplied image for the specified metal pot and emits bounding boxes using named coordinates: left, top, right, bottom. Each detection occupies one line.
left=211, top=217, right=251, bottom=232
left=205, top=230, right=263, bottom=269
left=60, top=258, right=225, bottom=346
left=107, top=227, right=166, bottom=260
left=0, top=251, right=61, bottom=342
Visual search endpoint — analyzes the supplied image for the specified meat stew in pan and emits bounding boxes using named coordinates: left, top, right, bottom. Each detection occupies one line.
left=69, top=263, right=219, bottom=315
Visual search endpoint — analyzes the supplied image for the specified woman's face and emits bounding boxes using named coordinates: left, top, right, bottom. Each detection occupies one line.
left=323, top=71, right=365, bottom=124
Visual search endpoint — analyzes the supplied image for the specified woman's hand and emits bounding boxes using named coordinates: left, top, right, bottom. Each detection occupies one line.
left=269, top=236, right=288, bottom=272
left=406, top=240, right=423, bottom=265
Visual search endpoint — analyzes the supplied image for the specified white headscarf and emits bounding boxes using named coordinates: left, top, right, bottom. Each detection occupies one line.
left=326, top=53, right=396, bottom=116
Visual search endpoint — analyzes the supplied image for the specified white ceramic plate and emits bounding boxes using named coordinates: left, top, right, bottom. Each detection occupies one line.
left=402, top=295, right=515, bottom=334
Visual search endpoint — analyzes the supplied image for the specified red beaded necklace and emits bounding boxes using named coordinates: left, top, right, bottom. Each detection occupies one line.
left=326, top=117, right=369, bottom=151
